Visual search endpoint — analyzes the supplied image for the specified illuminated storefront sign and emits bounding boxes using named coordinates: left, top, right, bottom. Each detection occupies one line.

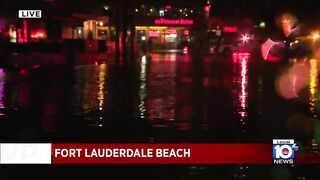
left=9, top=27, right=17, bottom=43
left=223, top=26, right=238, bottom=33
left=164, top=29, right=177, bottom=34
left=148, top=30, right=160, bottom=37
left=30, top=31, right=46, bottom=39
left=184, top=29, right=189, bottom=35
left=154, top=18, right=193, bottom=25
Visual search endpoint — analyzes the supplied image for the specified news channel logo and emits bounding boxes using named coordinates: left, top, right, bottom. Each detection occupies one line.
left=273, top=139, right=299, bottom=164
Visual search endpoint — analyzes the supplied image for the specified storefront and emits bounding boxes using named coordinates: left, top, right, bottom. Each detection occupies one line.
left=83, top=19, right=113, bottom=40
left=4, top=19, right=47, bottom=43
left=60, top=14, right=111, bottom=41
left=135, top=17, right=194, bottom=51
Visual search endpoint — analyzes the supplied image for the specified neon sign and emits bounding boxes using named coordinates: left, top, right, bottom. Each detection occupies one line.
left=184, top=29, right=189, bottom=35
left=165, top=29, right=177, bottom=34
left=204, top=5, right=211, bottom=12
left=154, top=18, right=193, bottom=25
left=30, top=31, right=46, bottom=39
left=148, top=30, right=160, bottom=37
left=223, top=26, right=238, bottom=33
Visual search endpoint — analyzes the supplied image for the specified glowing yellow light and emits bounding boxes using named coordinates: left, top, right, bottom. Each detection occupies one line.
left=308, top=59, right=318, bottom=120
left=97, top=64, right=106, bottom=110
left=135, top=26, right=167, bottom=30
left=313, top=34, right=320, bottom=40
left=310, top=59, right=317, bottom=96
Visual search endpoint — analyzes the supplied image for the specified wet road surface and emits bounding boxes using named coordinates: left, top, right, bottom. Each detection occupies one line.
left=0, top=52, right=319, bottom=179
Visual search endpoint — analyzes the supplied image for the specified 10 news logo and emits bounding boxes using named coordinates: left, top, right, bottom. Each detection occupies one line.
left=273, top=139, right=299, bottom=164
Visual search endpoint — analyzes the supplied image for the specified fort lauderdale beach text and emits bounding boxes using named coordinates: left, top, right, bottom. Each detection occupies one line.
left=55, top=148, right=191, bottom=158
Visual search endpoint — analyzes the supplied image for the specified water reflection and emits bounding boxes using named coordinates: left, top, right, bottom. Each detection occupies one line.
left=72, top=64, right=107, bottom=127
left=138, top=55, right=147, bottom=119
left=97, top=64, right=106, bottom=126
left=308, top=59, right=320, bottom=151
left=0, top=52, right=320, bottom=146
left=309, top=59, right=317, bottom=117
left=0, top=53, right=319, bottom=179
left=98, top=64, right=106, bottom=110
left=138, top=53, right=196, bottom=134
left=233, top=57, right=248, bottom=129
left=239, top=58, right=248, bottom=121
left=146, top=53, right=177, bottom=121
left=0, top=69, right=5, bottom=116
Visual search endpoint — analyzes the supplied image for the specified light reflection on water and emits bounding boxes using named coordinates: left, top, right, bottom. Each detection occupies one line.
left=0, top=69, right=5, bottom=116
left=308, top=59, right=320, bottom=150
left=0, top=56, right=319, bottom=178
left=239, top=58, right=248, bottom=122
left=72, top=64, right=107, bottom=127
left=97, top=64, right=106, bottom=125
left=146, top=53, right=177, bottom=121
left=138, top=55, right=147, bottom=119
left=0, top=54, right=320, bottom=146
left=232, top=56, right=249, bottom=133
left=309, top=59, right=317, bottom=117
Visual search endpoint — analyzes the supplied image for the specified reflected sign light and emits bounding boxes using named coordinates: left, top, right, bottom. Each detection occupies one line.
left=223, top=26, right=238, bottom=33
left=154, top=18, right=193, bottom=25
left=149, top=30, right=160, bottom=37
left=232, top=52, right=250, bottom=63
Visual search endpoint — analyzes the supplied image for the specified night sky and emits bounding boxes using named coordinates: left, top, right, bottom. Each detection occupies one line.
left=0, top=0, right=318, bottom=16
left=1, top=0, right=320, bottom=25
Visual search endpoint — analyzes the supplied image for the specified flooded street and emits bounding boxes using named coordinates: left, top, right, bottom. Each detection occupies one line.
left=0, top=52, right=319, bottom=147
left=2, top=0, right=320, bottom=179
left=1, top=53, right=320, bottom=179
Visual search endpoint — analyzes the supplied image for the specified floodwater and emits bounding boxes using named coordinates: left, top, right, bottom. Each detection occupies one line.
left=0, top=52, right=319, bottom=179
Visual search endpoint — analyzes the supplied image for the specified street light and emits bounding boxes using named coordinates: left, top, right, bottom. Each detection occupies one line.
left=103, top=5, right=110, bottom=11
left=312, top=33, right=320, bottom=41
left=241, top=34, right=250, bottom=43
